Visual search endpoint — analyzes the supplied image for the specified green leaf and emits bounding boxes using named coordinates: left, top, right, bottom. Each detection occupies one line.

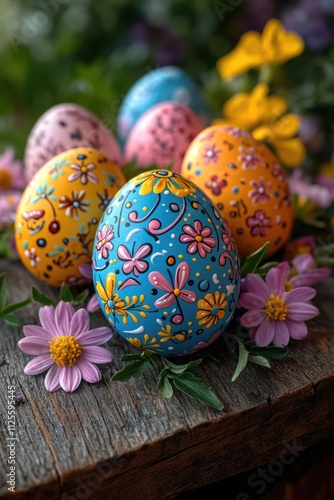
left=120, top=354, right=149, bottom=362
left=72, top=288, right=90, bottom=305
left=0, top=274, right=7, bottom=311
left=112, top=359, right=151, bottom=381
left=60, top=283, right=74, bottom=302
left=248, top=355, right=271, bottom=368
left=254, top=261, right=279, bottom=277
left=241, top=242, right=269, bottom=277
left=31, top=286, right=55, bottom=306
left=1, top=313, right=20, bottom=326
left=244, top=342, right=288, bottom=360
left=157, top=369, right=174, bottom=398
left=1, top=297, right=32, bottom=315
left=162, top=357, right=202, bottom=374
left=173, top=372, right=224, bottom=410
left=231, top=339, right=249, bottom=382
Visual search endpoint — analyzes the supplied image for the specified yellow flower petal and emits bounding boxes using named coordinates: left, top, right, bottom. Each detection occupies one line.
left=223, top=84, right=269, bottom=129
left=262, top=19, right=305, bottom=64
left=217, top=31, right=263, bottom=79
left=252, top=125, right=273, bottom=142
left=270, top=114, right=301, bottom=138
left=320, top=162, right=334, bottom=180
left=96, top=281, right=108, bottom=302
left=105, top=272, right=117, bottom=298
left=263, top=95, right=288, bottom=121
left=271, top=138, right=306, bottom=167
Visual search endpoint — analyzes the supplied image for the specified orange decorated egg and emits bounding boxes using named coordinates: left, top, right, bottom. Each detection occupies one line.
left=181, top=125, right=293, bottom=258
left=15, top=147, right=126, bottom=287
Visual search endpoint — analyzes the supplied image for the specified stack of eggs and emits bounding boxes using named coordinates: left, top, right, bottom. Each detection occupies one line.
left=14, top=66, right=294, bottom=357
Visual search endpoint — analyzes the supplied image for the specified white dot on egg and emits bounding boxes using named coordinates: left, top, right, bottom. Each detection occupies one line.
left=169, top=242, right=173, bottom=247
left=168, top=347, right=174, bottom=350
left=276, top=215, right=282, bottom=224
left=164, top=190, right=169, bottom=195
left=223, top=273, right=226, bottom=277
left=171, top=234, right=176, bottom=239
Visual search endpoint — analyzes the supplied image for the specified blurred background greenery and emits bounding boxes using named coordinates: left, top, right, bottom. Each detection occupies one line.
left=1, top=0, right=334, bottom=166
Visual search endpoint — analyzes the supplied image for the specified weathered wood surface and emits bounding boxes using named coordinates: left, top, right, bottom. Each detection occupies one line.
left=0, top=258, right=334, bottom=500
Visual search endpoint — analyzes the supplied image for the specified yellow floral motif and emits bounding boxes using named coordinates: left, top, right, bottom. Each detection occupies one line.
left=217, top=19, right=304, bottom=79
left=196, top=291, right=228, bottom=328
left=132, top=169, right=196, bottom=197
left=127, top=334, right=160, bottom=354
left=217, top=84, right=306, bottom=168
left=158, top=324, right=186, bottom=343
left=96, top=272, right=150, bottom=325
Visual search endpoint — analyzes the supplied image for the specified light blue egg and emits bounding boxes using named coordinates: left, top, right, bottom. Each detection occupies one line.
left=117, top=66, right=212, bottom=149
left=92, top=169, right=240, bottom=357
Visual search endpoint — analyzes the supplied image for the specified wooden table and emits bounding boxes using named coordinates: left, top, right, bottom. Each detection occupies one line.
left=1, top=259, right=334, bottom=500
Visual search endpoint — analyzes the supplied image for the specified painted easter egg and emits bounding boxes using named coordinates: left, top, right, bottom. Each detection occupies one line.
left=181, top=125, right=294, bottom=259
left=117, top=65, right=211, bottom=148
left=24, top=103, right=122, bottom=181
left=124, top=102, right=205, bottom=174
left=92, top=169, right=240, bottom=357
left=15, top=147, right=126, bottom=287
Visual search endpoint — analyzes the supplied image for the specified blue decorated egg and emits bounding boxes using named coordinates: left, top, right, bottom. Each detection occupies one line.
left=92, top=170, right=240, bottom=356
left=117, top=66, right=211, bottom=149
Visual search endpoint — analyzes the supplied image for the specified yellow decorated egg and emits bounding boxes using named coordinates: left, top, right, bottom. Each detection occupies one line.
left=181, top=125, right=293, bottom=258
left=15, top=147, right=126, bottom=287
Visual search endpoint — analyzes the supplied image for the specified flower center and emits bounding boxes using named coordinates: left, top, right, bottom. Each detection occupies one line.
left=49, top=335, right=83, bottom=366
left=211, top=305, right=219, bottom=315
left=107, top=299, right=115, bottom=309
left=101, top=238, right=106, bottom=246
left=262, top=294, right=288, bottom=321
left=195, top=235, right=203, bottom=242
left=173, top=288, right=181, bottom=297
left=284, top=280, right=294, bottom=292
left=0, top=170, right=12, bottom=189
left=81, top=166, right=88, bottom=173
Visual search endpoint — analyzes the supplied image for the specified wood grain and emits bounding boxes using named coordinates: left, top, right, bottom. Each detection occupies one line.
left=0, top=259, right=334, bottom=499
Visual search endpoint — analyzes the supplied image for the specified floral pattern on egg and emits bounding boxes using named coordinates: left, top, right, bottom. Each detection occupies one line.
left=92, top=169, right=240, bottom=356
left=15, top=147, right=126, bottom=287
left=181, top=125, right=293, bottom=258
left=124, top=102, right=205, bottom=174
left=24, top=103, right=122, bottom=181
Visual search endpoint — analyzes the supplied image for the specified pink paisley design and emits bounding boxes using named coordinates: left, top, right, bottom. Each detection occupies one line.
left=68, top=162, right=98, bottom=185
left=249, top=177, right=272, bottom=205
left=204, top=174, right=227, bottom=196
left=246, top=210, right=272, bottom=237
left=148, top=262, right=196, bottom=309
left=222, top=223, right=236, bottom=252
left=96, top=224, right=114, bottom=259
left=202, top=144, right=222, bottom=165
left=117, top=243, right=152, bottom=276
left=238, top=147, right=262, bottom=170
left=180, top=220, right=216, bottom=258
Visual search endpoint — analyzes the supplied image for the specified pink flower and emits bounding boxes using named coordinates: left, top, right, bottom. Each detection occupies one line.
left=284, top=235, right=316, bottom=261
left=249, top=177, right=271, bottom=205
left=0, top=190, right=22, bottom=231
left=117, top=243, right=152, bottom=276
left=0, top=147, right=26, bottom=191
left=148, top=262, right=196, bottom=308
left=180, top=220, right=216, bottom=257
left=238, top=147, right=262, bottom=170
left=202, top=144, right=222, bottom=164
left=246, top=210, right=272, bottom=237
left=79, top=263, right=100, bottom=313
left=222, top=126, right=250, bottom=138
left=277, top=253, right=332, bottom=289
left=96, top=224, right=114, bottom=259
left=222, top=222, right=236, bottom=252
left=204, top=174, right=227, bottom=196
left=238, top=268, right=319, bottom=347
left=68, top=162, right=98, bottom=185
left=18, top=301, right=112, bottom=392
left=288, top=169, right=333, bottom=208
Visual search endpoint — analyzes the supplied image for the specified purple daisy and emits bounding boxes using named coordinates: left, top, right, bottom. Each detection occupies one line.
left=277, top=252, right=332, bottom=289
left=238, top=267, right=319, bottom=347
left=18, top=301, right=112, bottom=392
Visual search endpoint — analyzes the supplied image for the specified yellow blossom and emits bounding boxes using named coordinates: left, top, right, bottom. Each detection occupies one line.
left=217, top=19, right=304, bottom=79
left=221, top=84, right=306, bottom=168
